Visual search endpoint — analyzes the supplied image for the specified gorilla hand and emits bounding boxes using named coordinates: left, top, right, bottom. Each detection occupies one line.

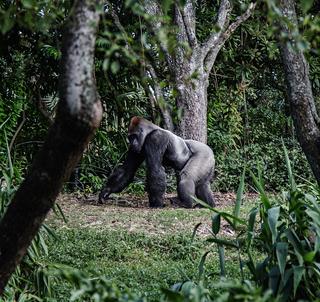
left=98, top=187, right=111, bottom=203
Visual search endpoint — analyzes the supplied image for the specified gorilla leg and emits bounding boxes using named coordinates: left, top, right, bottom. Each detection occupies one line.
left=144, top=130, right=169, bottom=208
left=196, top=182, right=215, bottom=207
left=177, top=153, right=215, bottom=208
left=177, top=176, right=195, bottom=208
left=146, top=165, right=166, bottom=207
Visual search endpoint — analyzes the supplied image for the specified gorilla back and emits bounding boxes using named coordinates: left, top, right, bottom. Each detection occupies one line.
left=99, top=117, right=215, bottom=208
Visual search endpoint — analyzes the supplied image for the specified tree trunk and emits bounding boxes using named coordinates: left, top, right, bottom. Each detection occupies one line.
left=175, top=75, right=208, bottom=142
left=0, top=0, right=102, bottom=293
left=278, top=0, right=320, bottom=183
left=143, top=0, right=256, bottom=142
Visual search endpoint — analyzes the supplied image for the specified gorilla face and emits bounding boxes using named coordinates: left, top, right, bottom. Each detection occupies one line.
left=127, top=116, right=157, bottom=154
left=128, top=122, right=147, bottom=153
left=128, top=133, right=143, bottom=153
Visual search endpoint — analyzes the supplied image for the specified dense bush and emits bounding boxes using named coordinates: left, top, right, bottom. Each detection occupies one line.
left=214, top=138, right=312, bottom=192
left=177, top=147, right=320, bottom=302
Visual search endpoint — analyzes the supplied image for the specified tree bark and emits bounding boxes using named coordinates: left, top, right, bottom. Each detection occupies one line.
left=278, top=0, right=320, bottom=183
left=143, top=0, right=256, bottom=142
left=0, top=0, right=102, bottom=293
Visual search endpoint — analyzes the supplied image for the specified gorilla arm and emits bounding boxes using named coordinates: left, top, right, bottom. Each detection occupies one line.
left=144, top=130, right=169, bottom=207
left=98, top=148, right=144, bottom=203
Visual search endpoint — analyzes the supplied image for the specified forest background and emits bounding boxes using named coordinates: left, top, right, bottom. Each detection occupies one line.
left=1, top=0, right=319, bottom=194
left=1, top=0, right=320, bottom=300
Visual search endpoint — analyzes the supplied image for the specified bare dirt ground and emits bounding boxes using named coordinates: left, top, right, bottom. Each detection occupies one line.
left=58, top=191, right=258, bottom=208
left=49, top=192, right=258, bottom=237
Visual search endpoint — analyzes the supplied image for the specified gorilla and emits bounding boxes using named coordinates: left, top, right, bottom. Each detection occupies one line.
left=99, top=117, right=215, bottom=208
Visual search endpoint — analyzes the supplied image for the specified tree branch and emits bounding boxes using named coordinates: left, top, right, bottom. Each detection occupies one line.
left=0, top=0, right=102, bottom=292
left=9, top=111, right=26, bottom=152
left=201, top=0, right=231, bottom=57
left=179, top=0, right=197, bottom=48
left=204, top=2, right=256, bottom=72
left=143, top=0, right=174, bottom=67
left=145, top=62, right=174, bottom=131
left=220, top=2, right=256, bottom=45
left=106, top=4, right=172, bottom=129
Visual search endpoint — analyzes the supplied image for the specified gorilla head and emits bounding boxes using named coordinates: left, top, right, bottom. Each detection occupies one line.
left=128, top=117, right=157, bottom=153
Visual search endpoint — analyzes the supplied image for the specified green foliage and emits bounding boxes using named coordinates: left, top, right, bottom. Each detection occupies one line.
left=213, top=138, right=312, bottom=192
left=195, top=146, right=320, bottom=301
left=51, top=266, right=146, bottom=302
left=164, top=280, right=276, bottom=302
left=1, top=0, right=318, bottom=195
left=265, top=0, right=320, bottom=54
left=246, top=178, right=320, bottom=300
left=44, top=228, right=206, bottom=301
left=0, top=135, right=60, bottom=301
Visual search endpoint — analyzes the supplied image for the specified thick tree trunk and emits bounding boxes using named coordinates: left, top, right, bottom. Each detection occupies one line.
left=278, top=0, right=320, bottom=183
left=176, top=76, right=208, bottom=142
left=0, top=0, right=102, bottom=293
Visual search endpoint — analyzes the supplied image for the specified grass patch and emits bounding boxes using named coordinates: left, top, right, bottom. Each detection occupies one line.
left=44, top=193, right=260, bottom=301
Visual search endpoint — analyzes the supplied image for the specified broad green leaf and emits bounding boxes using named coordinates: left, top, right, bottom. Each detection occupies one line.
left=191, top=222, right=202, bottom=242
left=102, top=58, right=109, bottom=71
left=306, top=208, right=320, bottom=222
left=293, top=266, right=304, bottom=296
left=315, top=235, right=320, bottom=252
left=1, top=13, right=14, bottom=34
left=171, top=282, right=183, bottom=292
left=53, top=203, right=68, bottom=223
left=303, top=251, right=316, bottom=262
left=21, top=0, right=35, bottom=8
left=180, top=281, right=196, bottom=296
left=246, top=252, right=257, bottom=279
left=300, top=0, right=314, bottom=12
left=111, top=61, right=120, bottom=74
left=269, top=266, right=280, bottom=295
left=5, top=131, right=13, bottom=178
left=234, top=168, right=245, bottom=229
left=278, top=268, right=293, bottom=301
left=162, top=288, right=184, bottom=302
left=161, top=0, right=173, bottom=14
left=268, top=206, right=280, bottom=244
left=285, top=229, right=304, bottom=265
left=198, top=251, right=210, bottom=280
left=211, top=213, right=221, bottom=235
left=282, top=139, right=296, bottom=191
left=194, top=198, right=246, bottom=227
left=247, top=207, right=258, bottom=250
left=218, top=245, right=226, bottom=277
left=250, top=171, right=271, bottom=209
left=276, top=242, right=288, bottom=276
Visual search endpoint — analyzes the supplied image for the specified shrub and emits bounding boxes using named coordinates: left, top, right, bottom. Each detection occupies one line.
left=188, top=143, right=320, bottom=301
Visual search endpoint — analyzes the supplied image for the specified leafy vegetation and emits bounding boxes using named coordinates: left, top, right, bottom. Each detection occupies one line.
left=0, top=136, right=59, bottom=301
left=1, top=0, right=319, bottom=192
left=168, top=144, right=320, bottom=302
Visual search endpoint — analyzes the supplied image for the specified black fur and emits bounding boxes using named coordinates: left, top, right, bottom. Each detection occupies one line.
left=99, top=118, right=215, bottom=208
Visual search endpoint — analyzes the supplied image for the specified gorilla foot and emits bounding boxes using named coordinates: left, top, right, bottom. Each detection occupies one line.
left=98, top=189, right=111, bottom=204
left=149, top=203, right=165, bottom=208
left=170, top=196, right=193, bottom=208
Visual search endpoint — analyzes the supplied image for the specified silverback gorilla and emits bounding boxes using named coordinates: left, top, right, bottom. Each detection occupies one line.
left=99, top=117, right=215, bottom=208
